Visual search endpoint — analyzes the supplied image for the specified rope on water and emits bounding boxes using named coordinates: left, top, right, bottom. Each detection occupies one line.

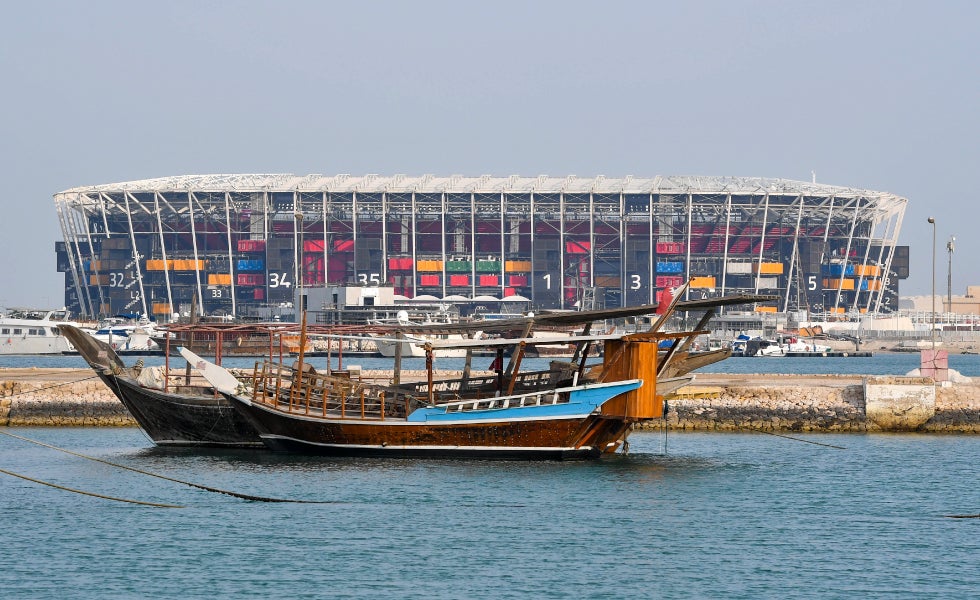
left=737, top=425, right=847, bottom=450
left=0, top=429, right=333, bottom=504
left=0, top=466, right=183, bottom=508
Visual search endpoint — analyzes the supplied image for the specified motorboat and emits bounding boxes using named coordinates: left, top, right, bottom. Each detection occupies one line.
left=0, top=308, right=88, bottom=355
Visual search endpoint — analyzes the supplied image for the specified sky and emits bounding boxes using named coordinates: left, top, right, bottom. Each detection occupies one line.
left=0, top=0, right=976, bottom=308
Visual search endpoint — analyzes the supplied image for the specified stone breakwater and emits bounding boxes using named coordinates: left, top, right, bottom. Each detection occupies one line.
left=0, top=377, right=136, bottom=427
left=661, top=374, right=980, bottom=433
left=0, top=369, right=977, bottom=433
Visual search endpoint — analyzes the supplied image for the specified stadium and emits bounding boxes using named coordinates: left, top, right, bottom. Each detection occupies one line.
left=53, top=174, right=909, bottom=320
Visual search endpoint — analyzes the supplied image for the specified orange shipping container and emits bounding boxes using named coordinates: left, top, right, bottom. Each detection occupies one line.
left=752, top=262, right=784, bottom=275
left=854, top=264, right=881, bottom=277
left=504, top=260, right=532, bottom=272
left=208, top=274, right=232, bottom=286
left=690, top=276, right=716, bottom=289
left=151, top=303, right=172, bottom=315
left=755, top=306, right=778, bottom=313
left=823, top=278, right=855, bottom=290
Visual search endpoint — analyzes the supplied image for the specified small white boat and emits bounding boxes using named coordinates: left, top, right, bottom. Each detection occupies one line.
left=90, top=315, right=160, bottom=353
left=369, top=309, right=473, bottom=358
left=0, top=308, right=86, bottom=355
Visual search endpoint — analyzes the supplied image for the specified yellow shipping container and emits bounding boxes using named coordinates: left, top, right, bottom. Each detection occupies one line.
left=752, top=262, right=784, bottom=275
left=690, top=276, right=716, bottom=289
left=755, top=306, right=778, bottom=313
left=866, top=279, right=882, bottom=291
left=830, top=307, right=846, bottom=314
left=504, top=260, right=532, bottom=272
left=208, top=273, right=232, bottom=286
left=823, top=278, right=855, bottom=290
left=89, top=274, right=109, bottom=285
left=417, top=260, right=444, bottom=272
left=151, top=303, right=171, bottom=315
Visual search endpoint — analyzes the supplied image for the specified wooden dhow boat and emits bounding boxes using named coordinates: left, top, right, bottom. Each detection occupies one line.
left=185, top=291, right=770, bottom=459
left=60, top=325, right=264, bottom=448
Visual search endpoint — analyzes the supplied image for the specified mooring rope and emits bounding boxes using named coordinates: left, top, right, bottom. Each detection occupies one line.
left=0, top=429, right=332, bottom=504
left=0, top=466, right=183, bottom=508
left=737, top=425, right=847, bottom=450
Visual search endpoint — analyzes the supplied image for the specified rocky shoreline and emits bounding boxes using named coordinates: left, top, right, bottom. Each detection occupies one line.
left=0, top=368, right=977, bottom=433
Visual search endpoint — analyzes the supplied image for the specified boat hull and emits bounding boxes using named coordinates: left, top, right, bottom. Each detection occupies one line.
left=103, top=374, right=264, bottom=448
left=226, top=395, right=633, bottom=460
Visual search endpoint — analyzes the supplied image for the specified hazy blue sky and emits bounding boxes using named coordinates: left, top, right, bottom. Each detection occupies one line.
left=0, top=0, right=976, bottom=308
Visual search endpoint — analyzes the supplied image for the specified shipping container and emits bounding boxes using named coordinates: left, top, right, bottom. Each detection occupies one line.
left=146, top=259, right=172, bottom=271
left=656, top=241, right=685, bottom=254
left=755, top=276, right=779, bottom=289
left=446, top=261, right=471, bottom=273
left=504, top=260, right=532, bottom=272
left=566, top=241, right=590, bottom=254
left=419, top=274, right=441, bottom=286
left=449, top=274, right=470, bottom=286
left=753, top=262, right=784, bottom=275
left=823, top=278, right=855, bottom=290
left=237, top=274, right=265, bottom=286
left=595, top=276, right=621, bottom=288
left=237, top=259, right=264, bottom=271
left=690, top=276, right=716, bottom=289
left=823, top=263, right=855, bottom=277
left=237, top=239, right=266, bottom=252
left=655, top=275, right=684, bottom=288
left=208, top=274, right=232, bottom=286
left=726, top=261, right=753, bottom=274
left=854, top=264, right=881, bottom=277
left=508, top=275, right=528, bottom=286
left=475, top=260, right=500, bottom=273
left=417, top=260, right=444, bottom=272
left=478, top=275, right=499, bottom=286
left=151, top=303, right=171, bottom=315
left=754, top=306, right=778, bottom=313
left=656, top=261, right=684, bottom=274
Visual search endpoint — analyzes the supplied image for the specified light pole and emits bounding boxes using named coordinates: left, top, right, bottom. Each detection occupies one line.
left=928, top=217, right=936, bottom=351
left=947, top=235, right=955, bottom=317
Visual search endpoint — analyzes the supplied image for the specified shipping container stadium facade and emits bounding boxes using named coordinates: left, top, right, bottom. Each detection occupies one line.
left=53, top=174, right=908, bottom=320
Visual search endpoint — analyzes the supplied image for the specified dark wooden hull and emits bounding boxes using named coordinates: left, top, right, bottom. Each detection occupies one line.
left=103, top=374, right=264, bottom=448
left=226, top=394, right=633, bottom=460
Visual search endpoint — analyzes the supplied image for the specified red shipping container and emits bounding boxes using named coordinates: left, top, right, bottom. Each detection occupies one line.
left=504, top=287, right=516, bottom=297
left=237, top=239, right=266, bottom=252
left=566, top=241, right=590, bottom=254
left=419, top=275, right=440, bottom=286
left=333, top=239, right=354, bottom=252
left=479, top=275, right=499, bottom=286
left=449, top=275, right=470, bottom=286
left=304, top=240, right=325, bottom=252
left=254, top=288, right=265, bottom=300
left=508, top=275, right=528, bottom=286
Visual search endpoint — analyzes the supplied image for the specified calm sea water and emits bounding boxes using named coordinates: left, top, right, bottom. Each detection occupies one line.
left=1, top=354, right=978, bottom=598
left=0, top=429, right=976, bottom=599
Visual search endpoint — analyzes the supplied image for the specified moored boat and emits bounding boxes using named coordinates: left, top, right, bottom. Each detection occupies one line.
left=60, top=325, right=264, bottom=448
left=0, top=308, right=89, bottom=355
left=187, top=291, right=770, bottom=459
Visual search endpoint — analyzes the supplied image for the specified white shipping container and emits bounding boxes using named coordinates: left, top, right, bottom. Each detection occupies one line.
left=727, top=261, right=753, bottom=274
left=755, top=277, right=779, bottom=289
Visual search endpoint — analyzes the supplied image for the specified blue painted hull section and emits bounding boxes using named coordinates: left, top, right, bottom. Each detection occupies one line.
left=406, top=379, right=642, bottom=423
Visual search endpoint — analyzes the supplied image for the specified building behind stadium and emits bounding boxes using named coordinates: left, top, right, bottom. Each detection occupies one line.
left=53, top=174, right=909, bottom=320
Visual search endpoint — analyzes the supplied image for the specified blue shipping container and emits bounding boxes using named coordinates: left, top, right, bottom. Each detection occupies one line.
left=656, top=261, right=684, bottom=274
left=237, top=259, right=264, bottom=271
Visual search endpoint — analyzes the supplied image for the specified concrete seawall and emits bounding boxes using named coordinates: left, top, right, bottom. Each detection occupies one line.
left=0, top=369, right=977, bottom=433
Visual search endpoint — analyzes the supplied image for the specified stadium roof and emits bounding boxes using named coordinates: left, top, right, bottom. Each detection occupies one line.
left=56, top=174, right=907, bottom=203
